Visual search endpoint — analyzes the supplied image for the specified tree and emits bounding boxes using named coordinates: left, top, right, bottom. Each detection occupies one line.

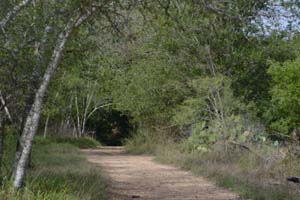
left=12, top=7, right=94, bottom=189
left=0, top=0, right=299, bottom=191
left=110, top=0, right=293, bottom=151
left=9, top=0, right=129, bottom=189
left=267, top=57, right=300, bottom=136
left=0, top=0, right=32, bottom=30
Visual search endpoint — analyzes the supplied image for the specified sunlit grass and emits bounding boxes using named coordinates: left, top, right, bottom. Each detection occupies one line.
left=0, top=137, right=107, bottom=200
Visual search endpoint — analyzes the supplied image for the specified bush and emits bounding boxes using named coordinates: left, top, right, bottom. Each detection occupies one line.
left=267, top=59, right=300, bottom=135
left=125, top=129, right=300, bottom=200
left=124, top=128, right=175, bottom=155
left=125, top=129, right=158, bottom=154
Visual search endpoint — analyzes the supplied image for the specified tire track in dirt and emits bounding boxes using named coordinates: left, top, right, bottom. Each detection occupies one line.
left=82, top=147, right=240, bottom=200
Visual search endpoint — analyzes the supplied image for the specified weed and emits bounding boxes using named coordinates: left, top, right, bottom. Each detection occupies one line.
left=125, top=133, right=300, bottom=200
left=0, top=137, right=107, bottom=200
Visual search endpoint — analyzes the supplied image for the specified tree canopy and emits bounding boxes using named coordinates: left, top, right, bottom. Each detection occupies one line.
left=1, top=0, right=300, bottom=191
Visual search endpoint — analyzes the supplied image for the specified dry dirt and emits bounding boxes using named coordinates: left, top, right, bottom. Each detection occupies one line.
left=82, top=147, right=240, bottom=200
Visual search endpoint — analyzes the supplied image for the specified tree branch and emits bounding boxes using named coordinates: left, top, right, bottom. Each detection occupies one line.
left=0, top=0, right=32, bottom=30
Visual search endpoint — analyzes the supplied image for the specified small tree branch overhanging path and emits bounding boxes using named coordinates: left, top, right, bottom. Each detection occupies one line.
left=82, top=147, right=239, bottom=200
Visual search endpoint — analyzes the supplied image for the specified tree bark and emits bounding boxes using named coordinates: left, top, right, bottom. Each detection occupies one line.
left=12, top=9, right=94, bottom=189
left=0, top=95, right=12, bottom=123
left=0, top=0, right=32, bottom=30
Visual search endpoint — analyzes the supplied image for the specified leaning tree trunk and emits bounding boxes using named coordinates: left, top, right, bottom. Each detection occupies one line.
left=12, top=10, right=94, bottom=189
left=0, top=0, right=32, bottom=29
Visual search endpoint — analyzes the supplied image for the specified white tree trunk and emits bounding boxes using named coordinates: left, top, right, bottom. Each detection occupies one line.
left=43, top=114, right=50, bottom=138
left=0, top=91, right=13, bottom=123
left=12, top=10, right=94, bottom=189
left=0, top=0, right=32, bottom=29
left=73, top=91, right=112, bottom=138
left=74, top=93, right=83, bottom=136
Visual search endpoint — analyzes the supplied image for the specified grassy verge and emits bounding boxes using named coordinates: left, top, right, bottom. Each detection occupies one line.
left=0, top=136, right=107, bottom=200
left=33, top=136, right=101, bottom=149
left=125, top=133, right=300, bottom=200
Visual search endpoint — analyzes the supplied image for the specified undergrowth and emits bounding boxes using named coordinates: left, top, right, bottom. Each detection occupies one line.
left=125, top=131, right=300, bottom=200
left=0, top=136, right=107, bottom=200
left=34, top=136, right=101, bottom=149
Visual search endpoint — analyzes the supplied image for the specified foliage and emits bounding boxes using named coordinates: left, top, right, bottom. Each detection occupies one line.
left=0, top=138, right=107, bottom=199
left=267, top=59, right=300, bottom=135
left=82, top=3, right=300, bottom=168
left=125, top=135, right=300, bottom=200
left=125, top=129, right=160, bottom=154
left=34, top=136, right=101, bottom=149
left=1, top=0, right=300, bottom=195
left=86, top=109, right=133, bottom=146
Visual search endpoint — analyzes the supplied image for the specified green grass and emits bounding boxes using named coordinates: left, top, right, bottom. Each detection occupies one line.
left=125, top=130, right=159, bottom=154
left=34, top=136, right=101, bottom=149
left=125, top=133, right=300, bottom=200
left=209, top=173, right=294, bottom=200
left=0, top=137, right=107, bottom=200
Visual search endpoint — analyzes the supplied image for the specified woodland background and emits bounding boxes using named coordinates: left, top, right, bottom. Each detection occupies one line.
left=1, top=0, right=300, bottom=199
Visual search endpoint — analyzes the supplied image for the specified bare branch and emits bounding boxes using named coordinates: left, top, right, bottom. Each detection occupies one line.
left=87, top=103, right=113, bottom=120
left=0, top=91, right=13, bottom=123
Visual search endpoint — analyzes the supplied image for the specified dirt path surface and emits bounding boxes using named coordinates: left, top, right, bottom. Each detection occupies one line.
left=82, top=147, right=240, bottom=200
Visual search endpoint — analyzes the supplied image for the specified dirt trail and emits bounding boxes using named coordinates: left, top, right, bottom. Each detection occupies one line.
left=82, top=147, right=240, bottom=200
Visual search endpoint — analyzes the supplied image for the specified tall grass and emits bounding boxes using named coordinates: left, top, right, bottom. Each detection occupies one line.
left=0, top=137, right=107, bottom=200
left=125, top=132, right=300, bottom=200
left=33, top=136, right=101, bottom=149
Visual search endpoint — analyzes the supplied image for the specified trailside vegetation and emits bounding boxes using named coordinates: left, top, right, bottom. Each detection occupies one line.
left=1, top=0, right=300, bottom=198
